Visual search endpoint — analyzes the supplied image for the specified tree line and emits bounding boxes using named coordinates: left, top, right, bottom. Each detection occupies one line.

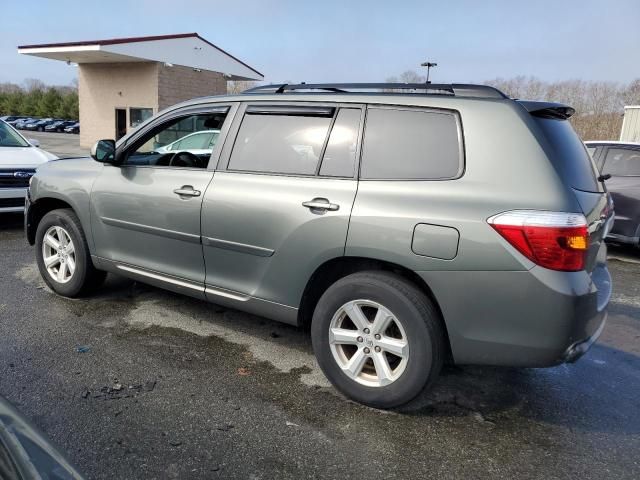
left=4, top=75, right=638, bottom=140
left=388, top=71, right=640, bottom=141
left=0, top=79, right=79, bottom=120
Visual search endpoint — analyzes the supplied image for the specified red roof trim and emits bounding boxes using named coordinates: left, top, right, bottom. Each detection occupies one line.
left=18, top=32, right=263, bottom=78
left=17, top=33, right=199, bottom=49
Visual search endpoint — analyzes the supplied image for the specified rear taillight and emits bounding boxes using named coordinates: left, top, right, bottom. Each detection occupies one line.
left=488, top=210, right=589, bottom=272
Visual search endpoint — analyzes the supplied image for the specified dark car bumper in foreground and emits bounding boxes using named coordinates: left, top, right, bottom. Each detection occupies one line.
left=0, top=396, right=85, bottom=479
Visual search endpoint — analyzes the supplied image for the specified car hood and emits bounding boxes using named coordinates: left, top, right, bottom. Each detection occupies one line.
left=0, top=146, right=58, bottom=169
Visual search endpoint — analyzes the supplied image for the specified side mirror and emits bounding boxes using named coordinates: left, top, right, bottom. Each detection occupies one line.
left=28, top=138, right=40, bottom=148
left=90, top=139, right=116, bottom=163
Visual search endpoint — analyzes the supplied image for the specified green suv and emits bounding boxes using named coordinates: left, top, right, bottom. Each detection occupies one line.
left=25, top=83, right=613, bottom=408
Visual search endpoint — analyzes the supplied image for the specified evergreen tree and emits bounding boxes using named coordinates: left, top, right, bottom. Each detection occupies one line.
left=22, top=89, right=43, bottom=116
left=4, top=92, right=25, bottom=115
left=37, top=88, right=63, bottom=118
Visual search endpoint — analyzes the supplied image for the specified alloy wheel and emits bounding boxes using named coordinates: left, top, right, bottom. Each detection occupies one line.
left=42, top=226, right=76, bottom=284
left=328, top=299, right=409, bottom=387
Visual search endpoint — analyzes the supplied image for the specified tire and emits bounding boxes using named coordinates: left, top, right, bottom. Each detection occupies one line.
left=38, top=126, right=44, bottom=132
left=311, top=271, right=445, bottom=409
left=35, top=208, right=106, bottom=297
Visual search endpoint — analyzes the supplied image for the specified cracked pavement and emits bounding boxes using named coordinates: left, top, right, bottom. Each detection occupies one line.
left=1, top=212, right=639, bottom=479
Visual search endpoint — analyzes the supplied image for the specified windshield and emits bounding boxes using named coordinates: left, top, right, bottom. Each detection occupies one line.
left=0, top=121, right=29, bottom=147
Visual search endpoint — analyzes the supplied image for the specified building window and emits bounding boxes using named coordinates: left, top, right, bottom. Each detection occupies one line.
left=130, top=108, right=154, bottom=128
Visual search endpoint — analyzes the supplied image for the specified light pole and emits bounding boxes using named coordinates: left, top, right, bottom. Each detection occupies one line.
left=420, top=61, right=437, bottom=84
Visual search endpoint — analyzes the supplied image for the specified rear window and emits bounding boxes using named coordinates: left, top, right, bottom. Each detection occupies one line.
left=360, top=108, right=462, bottom=180
left=534, top=118, right=603, bottom=192
left=603, top=148, right=640, bottom=176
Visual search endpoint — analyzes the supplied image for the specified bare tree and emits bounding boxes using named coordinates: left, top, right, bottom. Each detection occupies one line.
left=0, top=82, right=22, bottom=94
left=484, top=76, right=634, bottom=140
left=23, top=78, right=46, bottom=92
left=622, top=79, right=640, bottom=106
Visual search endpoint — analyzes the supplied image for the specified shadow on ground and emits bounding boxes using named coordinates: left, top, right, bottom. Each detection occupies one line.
left=0, top=212, right=23, bottom=230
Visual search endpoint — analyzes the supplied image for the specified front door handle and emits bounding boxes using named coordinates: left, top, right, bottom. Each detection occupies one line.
left=173, top=185, right=201, bottom=197
left=302, top=198, right=340, bottom=212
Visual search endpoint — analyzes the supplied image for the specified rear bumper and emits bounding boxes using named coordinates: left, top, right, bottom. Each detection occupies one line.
left=0, top=187, right=27, bottom=213
left=418, top=263, right=612, bottom=367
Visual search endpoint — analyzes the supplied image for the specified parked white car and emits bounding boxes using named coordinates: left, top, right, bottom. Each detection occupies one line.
left=155, top=129, right=220, bottom=155
left=0, top=120, right=57, bottom=213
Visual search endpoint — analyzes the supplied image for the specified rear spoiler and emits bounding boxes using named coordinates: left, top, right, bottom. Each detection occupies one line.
left=517, top=101, right=576, bottom=120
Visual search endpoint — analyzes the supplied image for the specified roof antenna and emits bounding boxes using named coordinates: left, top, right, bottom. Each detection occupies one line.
left=420, top=61, right=437, bottom=84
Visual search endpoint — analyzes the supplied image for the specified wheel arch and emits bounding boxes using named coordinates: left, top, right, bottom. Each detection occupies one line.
left=26, top=197, right=75, bottom=245
left=298, top=256, right=453, bottom=361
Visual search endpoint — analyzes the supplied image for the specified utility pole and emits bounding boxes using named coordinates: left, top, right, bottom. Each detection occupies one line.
left=420, top=61, right=437, bottom=84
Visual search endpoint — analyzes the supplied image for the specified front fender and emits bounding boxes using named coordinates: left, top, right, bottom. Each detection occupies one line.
left=27, top=158, right=103, bottom=251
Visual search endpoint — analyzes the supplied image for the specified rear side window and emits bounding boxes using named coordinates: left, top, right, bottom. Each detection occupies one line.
left=603, top=148, right=640, bottom=176
left=229, top=113, right=332, bottom=175
left=360, top=107, right=462, bottom=180
left=534, top=118, right=603, bottom=192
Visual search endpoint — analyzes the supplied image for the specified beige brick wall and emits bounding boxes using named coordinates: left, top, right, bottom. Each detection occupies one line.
left=78, top=62, right=227, bottom=148
left=78, top=62, right=159, bottom=148
left=157, top=64, right=227, bottom=111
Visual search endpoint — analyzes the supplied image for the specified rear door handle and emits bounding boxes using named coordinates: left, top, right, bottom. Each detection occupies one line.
left=302, top=198, right=340, bottom=212
left=173, top=185, right=201, bottom=197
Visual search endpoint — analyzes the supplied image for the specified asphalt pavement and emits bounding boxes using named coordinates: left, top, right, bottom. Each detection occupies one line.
left=25, top=130, right=87, bottom=158
left=1, top=212, right=639, bottom=479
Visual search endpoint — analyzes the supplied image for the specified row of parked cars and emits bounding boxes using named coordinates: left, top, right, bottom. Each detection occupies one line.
left=0, top=115, right=80, bottom=134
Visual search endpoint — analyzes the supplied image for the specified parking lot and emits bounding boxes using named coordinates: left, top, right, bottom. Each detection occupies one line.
left=24, top=129, right=87, bottom=158
left=1, top=213, right=640, bottom=480
left=1, top=131, right=640, bottom=479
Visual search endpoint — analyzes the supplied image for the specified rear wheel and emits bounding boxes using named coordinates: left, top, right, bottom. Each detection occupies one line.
left=311, top=271, right=445, bottom=409
left=35, top=208, right=106, bottom=297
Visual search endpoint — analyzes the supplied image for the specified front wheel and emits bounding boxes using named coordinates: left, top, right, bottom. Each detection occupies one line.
left=311, top=271, right=445, bottom=409
left=35, top=208, right=106, bottom=297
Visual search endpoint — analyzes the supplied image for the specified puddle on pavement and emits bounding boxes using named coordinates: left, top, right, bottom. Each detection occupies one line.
left=124, top=296, right=332, bottom=388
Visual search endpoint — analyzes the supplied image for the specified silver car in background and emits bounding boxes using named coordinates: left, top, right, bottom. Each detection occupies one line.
left=25, top=83, right=613, bottom=408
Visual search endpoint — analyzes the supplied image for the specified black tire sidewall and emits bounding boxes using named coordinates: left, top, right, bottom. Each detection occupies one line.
left=35, top=209, right=91, bottom=297
left=312, top=273, right=440, bottom=409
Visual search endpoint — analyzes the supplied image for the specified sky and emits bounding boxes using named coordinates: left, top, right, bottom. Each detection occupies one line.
left=1, top=0, right=639, bottom=87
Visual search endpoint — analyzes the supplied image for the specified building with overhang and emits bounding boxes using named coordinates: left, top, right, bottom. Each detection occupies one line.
left=18, top=33, right=263, bottom=148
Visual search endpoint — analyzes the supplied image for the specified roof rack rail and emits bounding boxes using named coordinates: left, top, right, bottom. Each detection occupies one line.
left=242, top=83, right=507, bottom=99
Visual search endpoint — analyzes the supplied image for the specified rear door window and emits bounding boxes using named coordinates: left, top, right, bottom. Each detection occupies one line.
left=229, top=108, right=333, bottom=175
left=360, top=107, right=462, bottom=180
left=533, top=118, right=603, bottom=192
left=602, top=147, right=640, bottom=176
